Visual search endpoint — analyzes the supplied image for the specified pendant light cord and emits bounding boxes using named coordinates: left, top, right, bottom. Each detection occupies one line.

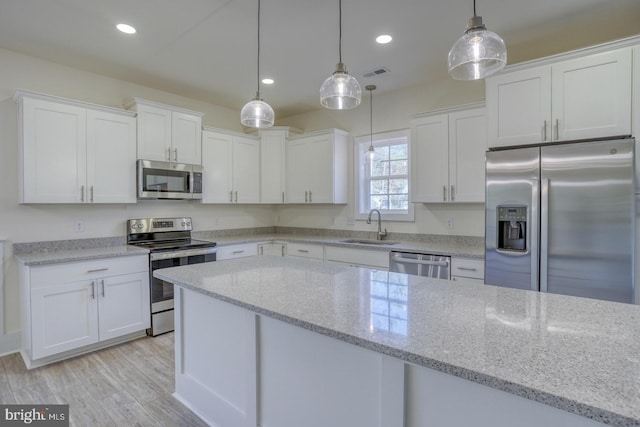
left=256, top=0, right=261, bottom=97
left=338, top=0, right=343, bottom=63
left=473, top=0, right=477, bottom=17
left=369, top=88, right=373, bottom=147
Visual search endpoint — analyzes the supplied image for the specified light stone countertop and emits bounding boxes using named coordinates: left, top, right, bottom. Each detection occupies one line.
left=14, top=245, right=149, bottom=266
left=154, top=256, right=640, bottom=427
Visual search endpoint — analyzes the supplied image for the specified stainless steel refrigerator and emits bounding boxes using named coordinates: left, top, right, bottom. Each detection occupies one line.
left=485, top=137, right=635, bottom=303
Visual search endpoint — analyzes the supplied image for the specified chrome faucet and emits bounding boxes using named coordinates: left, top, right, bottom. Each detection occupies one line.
left=367, top=209, right=387, bottom=240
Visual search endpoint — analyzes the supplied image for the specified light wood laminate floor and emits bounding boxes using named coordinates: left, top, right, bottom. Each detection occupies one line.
left=0, top=333, right=207, bottom=426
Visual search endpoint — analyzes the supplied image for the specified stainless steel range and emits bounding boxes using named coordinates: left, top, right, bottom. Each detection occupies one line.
left=127, top=217, right=217, bottom=336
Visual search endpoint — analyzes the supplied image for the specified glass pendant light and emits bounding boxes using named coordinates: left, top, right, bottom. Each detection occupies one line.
left=448, top=0, right=507, bottom=80
left=319, top=0, right=361, bottom=110
left=365, top=85, right=376, bottom=161
left=241, top=0, right=274, bottom=128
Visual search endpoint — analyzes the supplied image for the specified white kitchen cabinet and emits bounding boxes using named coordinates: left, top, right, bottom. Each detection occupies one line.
left=451, top=257, right=484, bottom=284
left=260, top=128, right=298, bottom=204
left=202, top=128, right=260, bottom=204
left=216, top=243, right=259, bottom=260
left=21, top=255, right=149, bottom=366
left=411, top=105, right=486, bottom=203
left=324, top=246, right=389, bottom=269
left=286, top=242, right=324, bottom=260
left=286, top=129, right=349, bottom=204
left=258, top=242, right=287, bottom=256
left=126, top=98, right=204, bottom=165
left=487, top=48, right=632, bottom=148
left=16, top=91, right=137, bottom=204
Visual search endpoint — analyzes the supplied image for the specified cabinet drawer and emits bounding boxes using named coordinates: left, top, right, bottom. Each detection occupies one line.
left=216, top=243, right=258, bottom=260
left=30, top=255, right=149, bottom=287
left=325, top=246, right=389, bottom=269
left=287, top=243, right=324, bottom=260
left=450, top=257, right=484, bottom=280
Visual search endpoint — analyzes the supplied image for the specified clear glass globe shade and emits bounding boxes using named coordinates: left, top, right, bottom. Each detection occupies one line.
left=320, top=71, right=362, bottom=110
left=240, top=98, right=275, bottom=128
left=365, top=145, right=375, bottom=161
left=448, top=28, right=507, bottom=80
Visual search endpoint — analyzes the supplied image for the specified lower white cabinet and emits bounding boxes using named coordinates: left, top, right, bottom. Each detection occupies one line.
left=216, top=243, right=259, bottom=260
left=259, top=242, right=287, bottom=256
left=286, top=242, right=324, bottom=260
left=451, top=257, right=484, bottom=284
left=21, top=255, right=149, bottom=366
left=324, top=246, right=389, bottom=270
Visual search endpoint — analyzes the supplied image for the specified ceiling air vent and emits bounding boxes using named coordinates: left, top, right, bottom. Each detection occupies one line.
left=363, top=67, right=390, bottom=78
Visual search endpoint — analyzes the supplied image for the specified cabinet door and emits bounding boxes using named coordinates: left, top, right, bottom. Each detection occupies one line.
left=31, top=280, right=99, bottom=359
left=411, top=114, right=449, bottom=202
left=306, top=135, right=335, bottom=203
left=448, top=108, right=487, bottom=203
left=97, top=272, right=150, bottom=341
left=202, top=130, right=233, bottom=203
left=136, top=103, right=172, bottom=161
left=260, top=130, right=287, bottom=203
left=232, top=136, right=260, bottom=203
left=486, top=67, right=552, bottom=148
left=21, top=97, right=87, bottom=203
left=86, top=110, right=137, bottom=203
left=552, top=48, right=632, bottom=141
left=286, top=138, right=310, bottom=203
left=172, top=112, right=202, bottom=165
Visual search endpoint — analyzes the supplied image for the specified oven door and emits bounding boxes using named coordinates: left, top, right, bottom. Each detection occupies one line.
left=138, top=159, right=194, bottom=199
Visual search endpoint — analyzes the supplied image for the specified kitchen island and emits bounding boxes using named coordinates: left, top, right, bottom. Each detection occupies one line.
left=154, top=256, right=640, bottom=427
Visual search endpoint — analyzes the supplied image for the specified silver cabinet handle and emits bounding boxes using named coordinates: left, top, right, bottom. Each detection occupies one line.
left=81, top=185, right=85, bottom=202
left=451, top=185, right=455, bottom=202
left=297, top=249, right=309, bottom=253
left=101, top=279, right=105, bottom=297
left=554, top=119, right=559, bottom=140
left=443, top=185, right=447, bottom=202
left=235, top=191, right=238, bottom=203
left=232, top=250, right=245, bottom=254
left=229, top=191, right=233, bottom=203
left=174, top=148, right=178, bottom=162
left=90, top=186, right=94, bottom=203
left=90, top=281, right=95, bottom=299
left=260, top=246, right=264, bottom=255
left=456, top=267, right=477, bottom=271
left=305, top=191, right=308, bottom=202
left=167, top=147, right=172, bottom=161
left=281, top=245, right=285, bottom=256
left=542, top=120, right=548, bottom=141
left=309, top=191, right=312, bottom=203
left=282, top=192, right=285, bottom=203
left=87, top=268, right=108, bottom=273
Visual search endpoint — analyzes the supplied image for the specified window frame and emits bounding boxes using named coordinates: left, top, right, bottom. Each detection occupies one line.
left=353, top=129, right=414, bottom=222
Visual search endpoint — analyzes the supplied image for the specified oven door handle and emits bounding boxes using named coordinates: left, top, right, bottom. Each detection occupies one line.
left=150, top=247, right=217, bottom=261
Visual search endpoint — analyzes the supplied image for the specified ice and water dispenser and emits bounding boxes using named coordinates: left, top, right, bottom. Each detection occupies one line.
left=497, top=206, right=527, bottom=252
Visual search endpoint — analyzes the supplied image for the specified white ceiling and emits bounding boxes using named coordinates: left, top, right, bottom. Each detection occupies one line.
left=0, top=0, right=638, bottom=119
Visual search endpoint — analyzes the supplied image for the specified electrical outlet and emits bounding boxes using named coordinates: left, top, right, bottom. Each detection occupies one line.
left=445, top=217, right=454, bottom=229
left=347, top=217, right=355, bottom=225
left=331, top=216, right=337, bottom=225
left=74, top=220, right=84, bottom=233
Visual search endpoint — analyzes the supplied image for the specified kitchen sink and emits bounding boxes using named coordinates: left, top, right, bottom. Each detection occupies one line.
left=339, top=239, right=400, bottom=245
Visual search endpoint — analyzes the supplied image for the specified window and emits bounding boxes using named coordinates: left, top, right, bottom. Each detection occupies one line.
left=354, top=129, right=413, bottom=221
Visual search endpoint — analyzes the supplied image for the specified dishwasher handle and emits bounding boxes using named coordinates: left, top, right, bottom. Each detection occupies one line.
left=389, top=256, right=449, bottom=267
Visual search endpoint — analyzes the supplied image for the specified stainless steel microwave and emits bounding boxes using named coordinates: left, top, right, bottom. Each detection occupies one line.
left=137, top=159, right=203, bottom=200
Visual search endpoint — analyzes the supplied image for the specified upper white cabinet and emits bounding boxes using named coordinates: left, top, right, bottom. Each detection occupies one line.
left=16, top=90, right=137, bottom=204
left=286, top=129, right=349, bottom=204
left=411, top=106, right=487, bottom=203
left=202, top=128, right=260, bottom=204
left=260, top=127, right=298, bottom=204
left=126, top=98, right=204, bottom=165
left=487, top=48, right=632, bottom=148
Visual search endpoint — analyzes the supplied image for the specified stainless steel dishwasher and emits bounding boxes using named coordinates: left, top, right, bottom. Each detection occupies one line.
left=389, top=251, right=451, bottom=279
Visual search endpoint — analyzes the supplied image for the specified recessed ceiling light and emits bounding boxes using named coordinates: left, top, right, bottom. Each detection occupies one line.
left=262, top=78, right=274, bottom=85
left=376, top=34, right=392, bottom=44
left=116, top=24, right=137, bottom=34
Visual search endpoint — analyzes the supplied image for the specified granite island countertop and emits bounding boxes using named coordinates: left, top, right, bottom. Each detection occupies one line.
left=154, top=256, right=640, bottom=427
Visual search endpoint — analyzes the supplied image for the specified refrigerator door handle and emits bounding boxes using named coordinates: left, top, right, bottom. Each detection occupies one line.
left=530, top=177, right=541, bottom=291
left=539, top=178, right=549, bottom=292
